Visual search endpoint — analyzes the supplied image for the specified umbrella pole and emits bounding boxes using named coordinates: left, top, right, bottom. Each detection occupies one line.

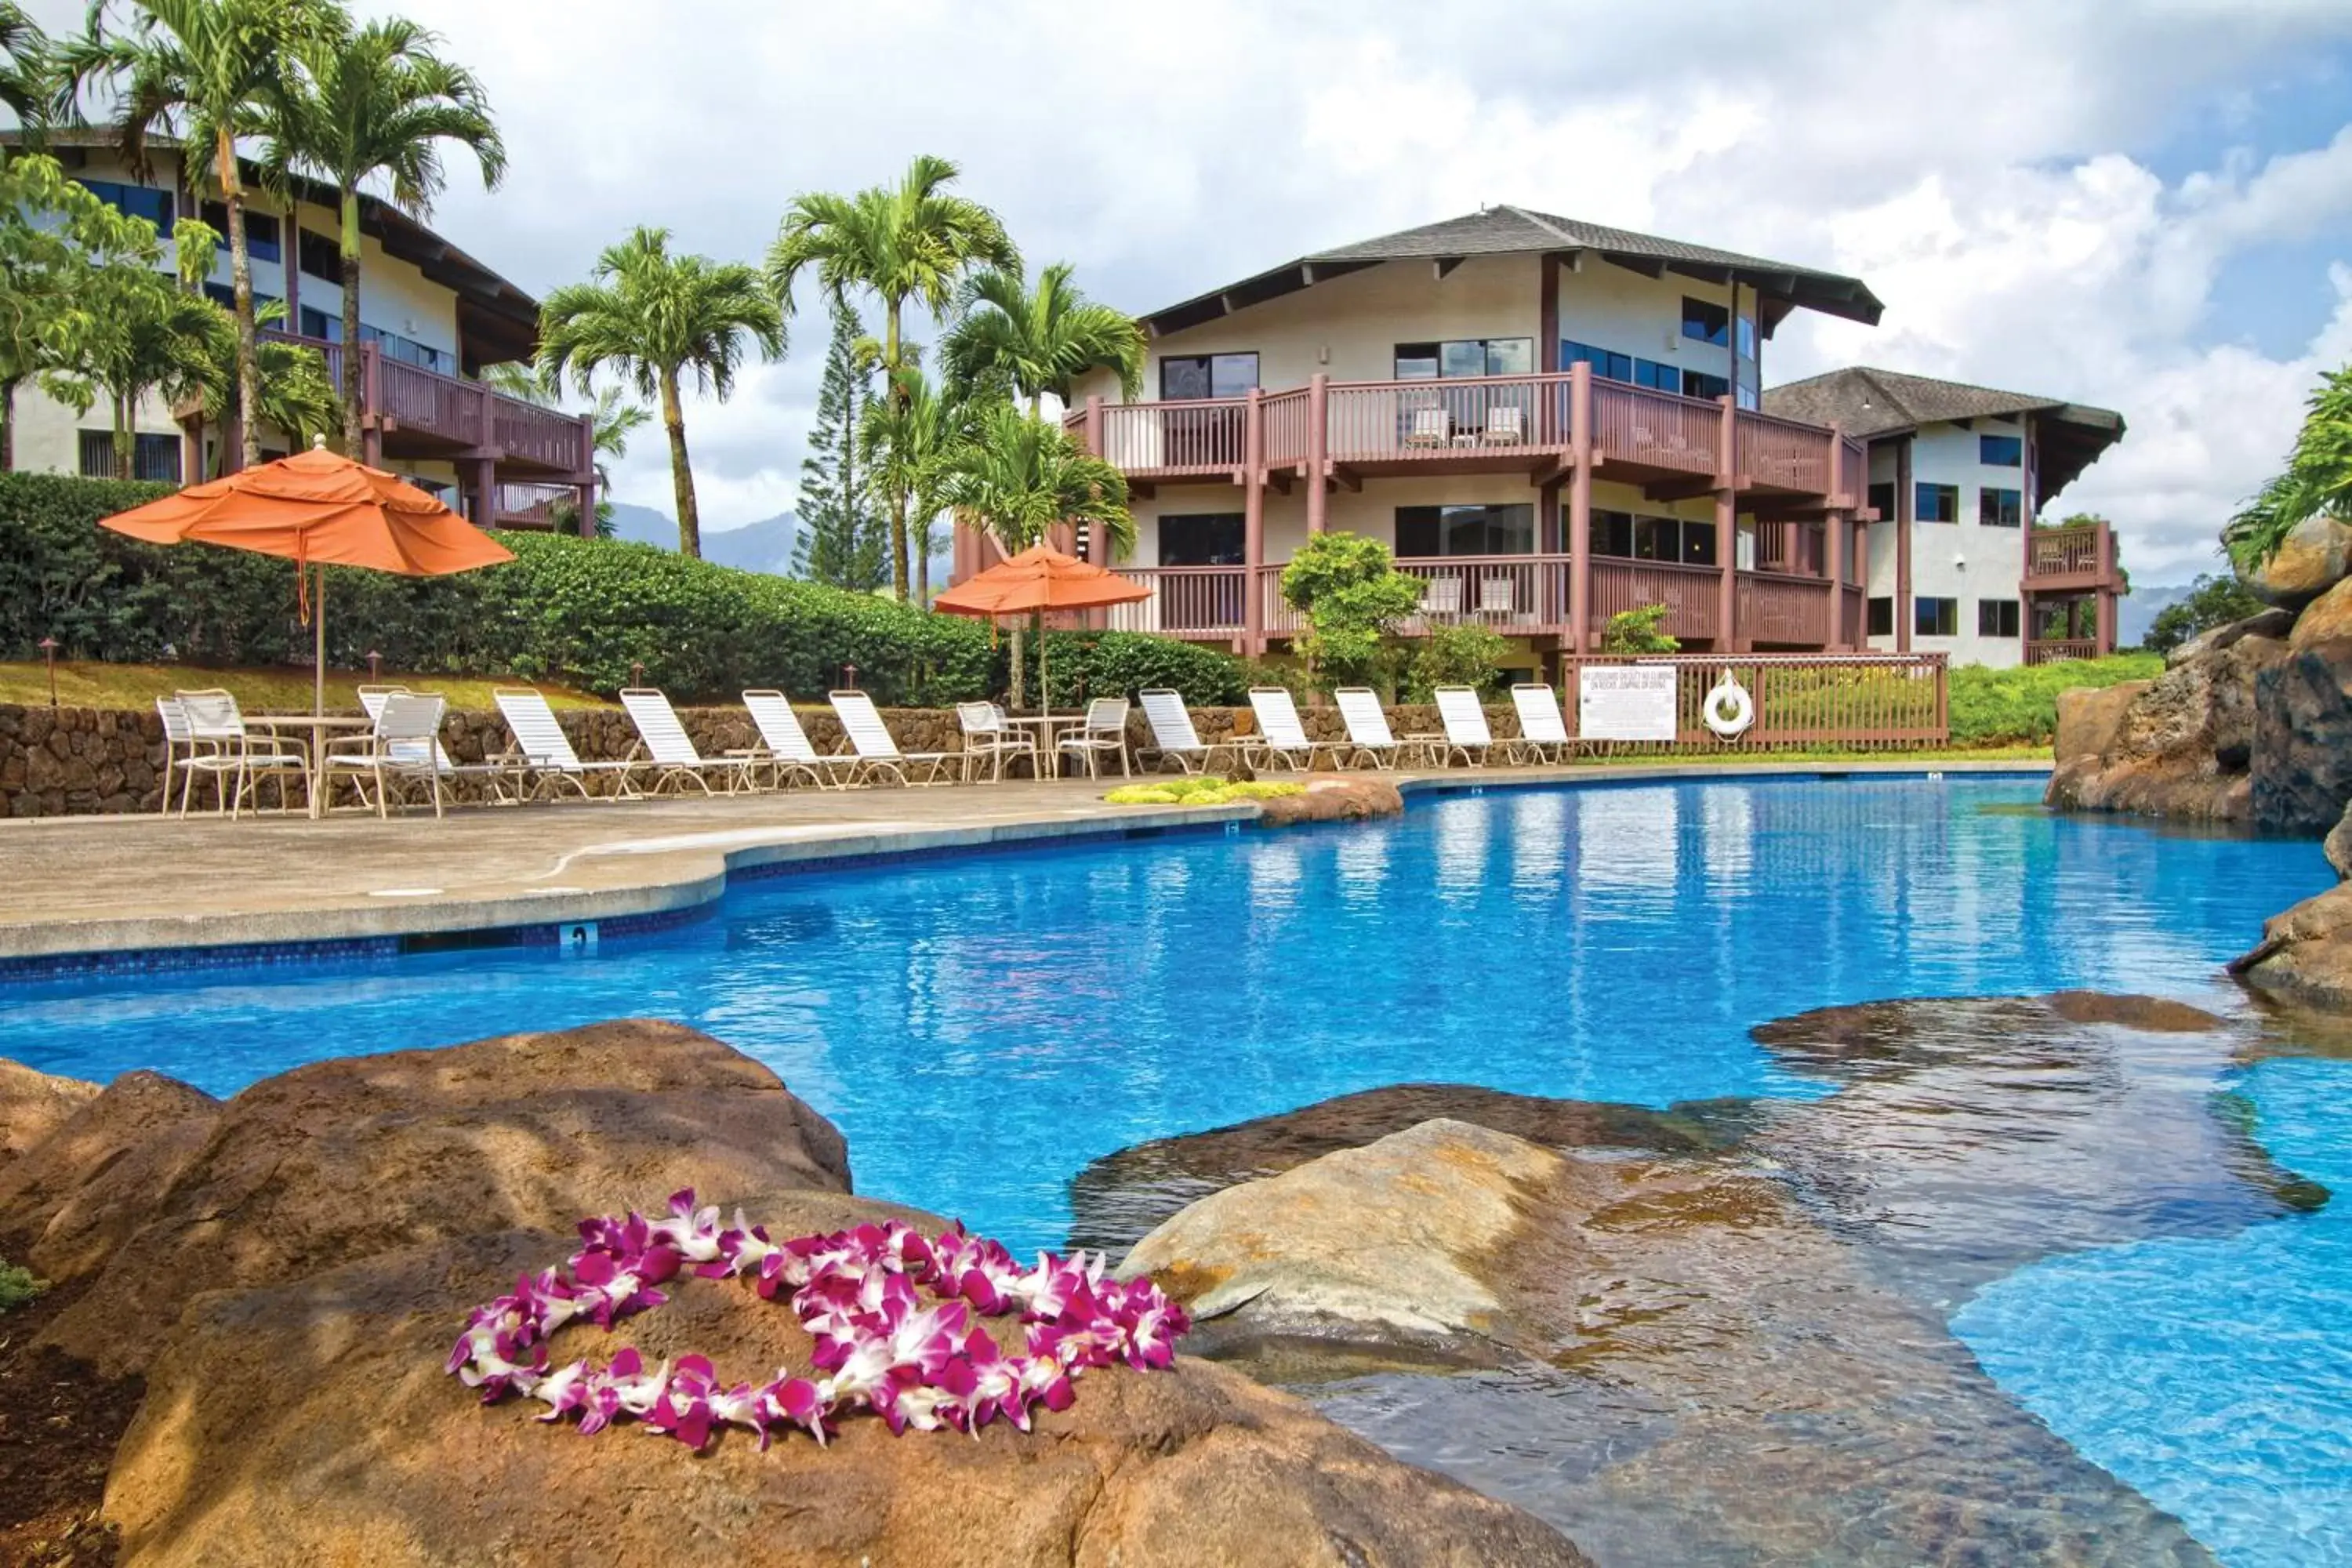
left=314, top=564, right=326, bottom=718
left=1036, top=609, right=1047, bottom=721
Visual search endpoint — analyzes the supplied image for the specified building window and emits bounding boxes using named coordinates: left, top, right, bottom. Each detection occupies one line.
left=1396, top=503, right=1535, bottom=557
left=1916, top=483, right=1959, bottom=523
left=1632, top=358, right=1679, bottom=392
left=201, top=202, right=280, bottom=263
left=1156, top=514, right=1245, bottom=566
left=1978, top=598, right=2021, bottom=637
left=1980, top=487, right=2023, bottom=528
left=359, top=324, right=451, bottom=376
left=1560, top=339, right=1634, bottom=383
left=1867, top=597, right=1893, bottom=637
left=1681, top=296, right=1730, bottom=347
left=298, top=306, right=341, bottom=342
left=298, top=228, right=343, bottom=285
left=1588, top=510, right=1714, bottom=565
left=71, top=179, right=173, bottom=230
left=1736, top=315, right=1756, bottom=360
left=1868, top=481, right=1896, bottom=521
left=1915, top=597, right=1959, bottom=637
left=202, top=281, right=281, bottom=313
left=1393, top=338, right=1532, bottom=379
left=78, top=430, right=183, bottom=483
left=1735, top=384, right=1759, bottom=411
left=1683, top=369, right=1730, bottom=402
left=1980, top=433, right=2023, bottom=466
left=1160, top=354, right=1258, bottom=401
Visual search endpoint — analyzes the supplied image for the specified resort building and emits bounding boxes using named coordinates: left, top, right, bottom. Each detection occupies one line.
left=5, top=132, right=591, bottom=527
left=1763, top=367, right=2128, bottom=667
left=953, top=205, right=1890, bottom=680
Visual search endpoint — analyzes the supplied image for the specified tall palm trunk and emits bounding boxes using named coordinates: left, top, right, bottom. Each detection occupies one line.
left=0, top=376, right=16, bottom=471
left=659, top=368, right=701, bottom=559
left=112, top=390, right=132, bottom=479
left=338, top=187, right=365, bottom=455
left=216, top=130, right=261, bottom=470
left=884, top=299, right=909, bottom=600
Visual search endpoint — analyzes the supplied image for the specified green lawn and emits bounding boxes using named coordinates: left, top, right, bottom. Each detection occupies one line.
left=1948, top=653, right=2161, bottom=747
left=0, top=662, right=612, bottom=713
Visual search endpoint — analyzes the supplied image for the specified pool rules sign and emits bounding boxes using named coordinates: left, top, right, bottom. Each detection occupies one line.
left=1577, top=666, right=1679, bottom=742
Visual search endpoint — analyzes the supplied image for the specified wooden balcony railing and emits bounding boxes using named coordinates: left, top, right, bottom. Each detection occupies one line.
left=2027, top=522, right=2114, bottom=583
left=2025, top=638, right=2099, bottom=666
left=1320, top=376, right=1566, bottom=465
left=1737, top=570, right=1835, bottom=646
left=1391, top=554, right=1570, bottom=631
left=1592, top=557, right=1722, bottom=641
left=1736, top=408, right=1835, bottom=494
left=1103, top=565, right=1250, bottom=637
left=1590, top=380, right=1720, bottom=477
left=259, top=328, right=586, bottom=477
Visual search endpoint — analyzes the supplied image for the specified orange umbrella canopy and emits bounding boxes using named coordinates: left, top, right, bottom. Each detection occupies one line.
left=99, top=445, right=515, bottom=575
left=932, top=544, right=1149, bottom=617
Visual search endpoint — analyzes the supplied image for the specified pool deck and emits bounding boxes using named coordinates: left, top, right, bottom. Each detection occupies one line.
left=0, top=759, right=2049, bottom=967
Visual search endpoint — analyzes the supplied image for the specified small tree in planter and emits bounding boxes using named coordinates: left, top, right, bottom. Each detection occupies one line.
left=1406, top=622, right=1509, bottom=701
left=1601, top=603, right=1679, bottom=655
left=1279, top=532, right=1421, bottom=694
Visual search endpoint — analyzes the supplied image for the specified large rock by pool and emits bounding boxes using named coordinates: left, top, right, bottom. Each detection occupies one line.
left=0, top=1069, right=220, bottom=1284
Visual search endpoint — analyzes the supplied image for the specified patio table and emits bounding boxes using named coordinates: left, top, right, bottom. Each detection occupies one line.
left=1003, top=713, right=1083, bottom=779
left=249, top=713, right=375, bottom=818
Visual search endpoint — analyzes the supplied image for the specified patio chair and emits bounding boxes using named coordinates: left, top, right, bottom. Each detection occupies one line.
left=1136, top=689, right=1241, bottom=775
left=1403, top=405, right=1450, bottom=449
left=1477, top=575, right=1519, bottom=619
left=1058, top=696, right=1133, bottom=779
left=173, top=688, right=309, bottom=818
left=1511, top=682, right=1573, bottom=764
left=1420, top=576, right=1465, bottom=620
left=320, top=691, right=452, bottom=818
left=1482, top=404, right=1526, bottom=445
left=1333, top=688, right=1403, bottom=771
left=491, top=688, right=639, bottom=801
left=346, top=686, right=511, bottom=804
left=829, top=690, right=954, bottom=786
left=620, top=688, right=760, bottom=796
left=956, top=700, right=1038, bottom=783
left=154, top=695, right=194, bottom=815
left=1433, top=687, right=1500, bottom=768
left=738, top=691, right=846, bottom=790
left=1244, top=688, right=1336, bottom=773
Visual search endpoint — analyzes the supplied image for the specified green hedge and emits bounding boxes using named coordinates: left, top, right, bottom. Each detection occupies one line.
left=1949, top=652, right=2163, bottom=746
left=0, top=472, right=1247, bottom=704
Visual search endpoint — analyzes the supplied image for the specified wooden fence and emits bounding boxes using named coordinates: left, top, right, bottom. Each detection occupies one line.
left=1555, top=653, right=1948, bottom=752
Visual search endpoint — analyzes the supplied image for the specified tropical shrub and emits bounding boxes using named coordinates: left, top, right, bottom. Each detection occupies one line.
left=1279, top=532, right=1421, bottom=691
left=0, top=1258, right=44, bottom=1315
left=2223, top=364, right=2352, bottom=570
left=1032, top=628, right=1247, bottom=707
left=1405, top=622, right=1509, bottom=700
left=1104, top=775, right=1301, bottom=806
left=1601, top=603, right=1679, bottom=655
left=1948, top=652, right=2162, bottom=746
left=0, top=472, right=1243, bottom=704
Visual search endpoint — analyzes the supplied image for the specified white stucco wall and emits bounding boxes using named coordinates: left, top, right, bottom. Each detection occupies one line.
left=1858, top=418, right=2033, bottom=667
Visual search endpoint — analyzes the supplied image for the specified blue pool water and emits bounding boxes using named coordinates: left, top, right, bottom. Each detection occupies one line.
left=5, top=775, right=2347, bottom=1564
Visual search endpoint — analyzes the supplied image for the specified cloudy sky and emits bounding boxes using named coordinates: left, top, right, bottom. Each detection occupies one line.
left=38, top=0, right=2352, bottom=582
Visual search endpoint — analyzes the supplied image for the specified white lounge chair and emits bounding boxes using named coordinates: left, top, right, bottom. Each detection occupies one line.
left=1137, top=689, right=1240, bottom=775
left=154, top=695, right=193, bottom=814
left=1482, top=404, right=1526, bottom=445
left=620, top=688, right=759, bottom=796
left=829, top=690, right=953, bottom=786
left=1244, top=688, right=1336, bottom=773
left=1333, top=688, right=1403, bottom=771
left=492, top=688, right=638, bottom=800
left=320, top=691, right=452, bottom=818
left=1058, top=696, right=1133, bottom=779
left=1420, top=576, right=1464, bottom=621
left=1403, top=404, right=1450, bottom=449
left=956, top=700, right=1037, bottom=783
left=347, top=685, right=511, bottom=802
left=1510, top=682, right=1573, bottom=764
left=738, top=691, right=844, bottom=790
left=173, top=688, right=309, bottom=818
left=1433, top=687, right=1500, bottom=768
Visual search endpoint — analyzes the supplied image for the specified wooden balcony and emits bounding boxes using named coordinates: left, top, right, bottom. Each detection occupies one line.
left=2025, top=521, right=2120, bottom=593
left=2025, top=638, right=2100, bottom=666
left=260, top=329, right=590, bottom=478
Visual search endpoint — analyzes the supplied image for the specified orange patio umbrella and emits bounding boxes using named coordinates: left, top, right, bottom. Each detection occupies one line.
left=932, top=543, right=1149, bottom=717
left=100, top=440, right=516, bottom=716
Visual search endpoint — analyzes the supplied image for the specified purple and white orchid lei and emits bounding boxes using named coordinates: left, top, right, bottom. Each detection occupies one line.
left=446, top=1190, right=1190, bottom=1450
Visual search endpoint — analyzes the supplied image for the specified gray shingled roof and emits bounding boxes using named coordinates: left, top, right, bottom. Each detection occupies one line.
left=1764, top=366, right=2126, bottom=501
left=1142, top=204, right=1882, bottom=337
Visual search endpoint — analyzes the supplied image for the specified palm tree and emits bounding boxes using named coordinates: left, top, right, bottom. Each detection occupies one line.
left=537, top=227, right=784, bottom=558
left=858, top=366, right=968, bottom=602
left=2227, top=365, right=2352, bottom=570
left=765, top=154, right=1018, bottom=599
left=941, top=262, right=1144, bottom=416
left=940, top=398, right=1131, bottom=708
left=263, top=15, right=504, bottom=455
left=41, top=259, right=228, bottom=478
left=0, top=2, right=62, bottom=136
left=192, top=298, right=336, bottom=472
left=66, top=0, right=339, bottom=470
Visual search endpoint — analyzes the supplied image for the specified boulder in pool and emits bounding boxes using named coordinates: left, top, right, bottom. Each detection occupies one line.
left=1257, top=777, right=1404, bottom=826
left=0, top=1058, right=100, bottom=1172
left=42, top=1019, right=851, bottom=1377
left=0, top=1069, right=220, bottom=1285
left=2044, top=626, right=2285, bottom=821
left=103, top=1192, right=1592, bottom=1568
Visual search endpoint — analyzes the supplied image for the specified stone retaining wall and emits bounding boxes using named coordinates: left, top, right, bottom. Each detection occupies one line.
left=0, top=700, right=1523, bottom=818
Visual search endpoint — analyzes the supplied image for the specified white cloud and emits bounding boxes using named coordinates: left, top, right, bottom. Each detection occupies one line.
left=27, top=0, right=2352, bottom=568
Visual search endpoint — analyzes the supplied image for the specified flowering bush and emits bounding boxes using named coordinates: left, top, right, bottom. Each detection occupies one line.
left=448, top=1191, right=1188, bottom=1449
left=1104, top=776, right=1303, bottom=807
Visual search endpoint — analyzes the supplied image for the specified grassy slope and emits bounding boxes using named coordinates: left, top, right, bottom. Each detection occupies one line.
left=0, top=662, right=611, bottom=713
left=1947, top=653, right=2162, bottom=748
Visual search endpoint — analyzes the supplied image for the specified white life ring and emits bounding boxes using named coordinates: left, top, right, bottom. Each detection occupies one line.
left=1702, top=676, right=1755, bottom=739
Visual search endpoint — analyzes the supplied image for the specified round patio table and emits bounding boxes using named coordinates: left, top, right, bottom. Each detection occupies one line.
left=249, top=713, right=375, bottom=818
left=1003, top=713, right=1083, bottom=779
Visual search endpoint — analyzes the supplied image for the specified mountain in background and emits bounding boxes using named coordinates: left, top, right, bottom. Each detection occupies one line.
left=2117, top=582, right=2190, bottom=649
left=604, top=504, right=801, bottom=575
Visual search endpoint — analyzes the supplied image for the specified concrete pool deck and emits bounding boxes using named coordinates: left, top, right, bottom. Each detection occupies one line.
left=0, top=758, right=2050, bottom=965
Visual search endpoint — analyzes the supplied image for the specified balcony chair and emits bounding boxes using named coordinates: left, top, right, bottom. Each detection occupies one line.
left=1420, top=576, right=1465, bottom=621
left=1510, top=683, right=1573, bottom=764
left=1481, top=404, right=1526, bottom=446
left=172, top=688, right=310, bottom=818
left=1477, top=575, right=1520, bottom=620
left=1057, top=697, right=1134, bottom=779
left=829, top=691, right=955, bottom=786
left=738, top=691, right=849, bottom=790
left=955, top=701, right=1039, bottom=783
left=1137, top=689, right=1242, bottom=775
left=1333, top=688, right=1405, bottom=771
left=1404, top=405, right=1451, bottom=449
left=620, top=689, right=761, bottom=796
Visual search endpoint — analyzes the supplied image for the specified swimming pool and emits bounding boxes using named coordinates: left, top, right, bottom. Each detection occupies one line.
left=5, top=775, right=2343, bottom=1564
